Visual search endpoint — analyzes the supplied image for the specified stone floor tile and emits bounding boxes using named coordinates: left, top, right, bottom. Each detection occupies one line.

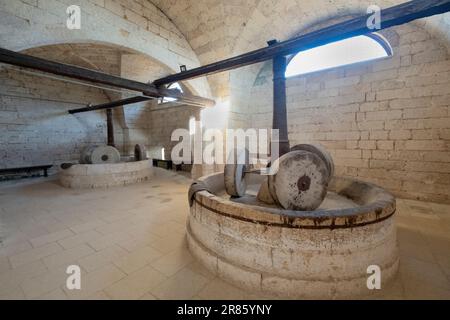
left=139, top=293, right=158, bottom=300
left=29, top=229, right=74, bottom=248
left=105, top=266, right=167, bottom=300
left=78, top=245, right=128, bottom=272
left=0, top=260, right=47, bottom=290
left=42, top=244, right=94, bottom=269
left=37, top=288, right=68, bottom=300
left=150, top=246, right=194, bottom=277
left=114, top=245, right=163, bottom=275
left=64, top=264, right=126, bottom=299
left=58, top=230, right=102, bottom=250
left=197, top=278, right=247, bottom=300
left=69, top=219, right=107, bottom=234
left=20, top=266, right=68, bottom=299
left=0, top=171, right=449, bottom=300
left=87, top=291, right=111, bottom=300
left=87, top=230, right=134, bottom=251
left=0, top=241, right=32, bottom=258
left=9, top=242, right=62, bottom=268
left=150, top=267, right=209, bottom=300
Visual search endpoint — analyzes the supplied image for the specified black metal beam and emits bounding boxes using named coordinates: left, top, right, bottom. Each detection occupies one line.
left=68, top=90, right=215, bottom=114
left=0, top=47, right=215, bottom=108
left=68, top=96, right=151, bottom=114
left=153, top=0, right=450, bottom=86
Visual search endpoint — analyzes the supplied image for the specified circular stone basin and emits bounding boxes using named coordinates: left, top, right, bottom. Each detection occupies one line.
left=187, top=172, right=398, bottom=299
left=59, top=159, right=153, bottom=189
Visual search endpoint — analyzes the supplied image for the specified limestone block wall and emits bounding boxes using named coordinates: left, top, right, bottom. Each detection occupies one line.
left=0, top=43, right=132, bottom=171
left=148, top=104, right=201, bottom=161
left=0, top=0, right=211, bottom=172
left=0, top=65, right=110, bottom=171
left=231, top=23, right=450, bottom=203
left=118, top=53, right=167, bottom=156
left=119, top=53, right=203, bottom=160
left=0, top=45, right=203, bottom=170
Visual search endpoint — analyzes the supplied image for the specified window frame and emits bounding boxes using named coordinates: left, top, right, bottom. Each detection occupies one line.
left=158, top=82, right=184, bottom=104
left=285, top=33, right=393, bottom=78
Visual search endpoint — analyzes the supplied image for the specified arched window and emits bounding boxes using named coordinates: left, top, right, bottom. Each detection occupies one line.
left=285, top=34, right=392, bottom=77
left=160, top=82, right=183, bottom=103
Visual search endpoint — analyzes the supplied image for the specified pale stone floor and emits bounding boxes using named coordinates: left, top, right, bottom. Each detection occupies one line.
left=0, top=168, right=449, bottom=300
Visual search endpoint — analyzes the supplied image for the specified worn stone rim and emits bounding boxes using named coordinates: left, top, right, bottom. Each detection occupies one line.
left=193, top=172, right=396, bottom=229
left=58, top=159, right=153, bottom=189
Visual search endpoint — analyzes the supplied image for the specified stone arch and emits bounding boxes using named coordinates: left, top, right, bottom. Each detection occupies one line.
left=0, top=0, right=211, bottom=97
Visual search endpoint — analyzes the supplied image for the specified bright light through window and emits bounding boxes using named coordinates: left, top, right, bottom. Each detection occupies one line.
left=189, top=117, right=196, bottom=135
left=285, top=35, right=391, bottom=77
left=161, top=82, right=183, bottom=103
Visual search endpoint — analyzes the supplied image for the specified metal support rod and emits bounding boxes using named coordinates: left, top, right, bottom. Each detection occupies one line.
left=68, top=94, right=212, bottom=114
left=69, top=96, right=151, bottom=114
left=272, top=54, right=290, bottom=157
left=106, top=108, right=115, bottom=147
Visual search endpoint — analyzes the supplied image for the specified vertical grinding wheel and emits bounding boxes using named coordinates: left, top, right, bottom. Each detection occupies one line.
left=268, top=150, right=329, bottom=211
left=80, top=146, right=97, bottom=164
left=80, top=146, right=121, bottom=164
left=290, top=144, right=335, bottom=182
left=257, top=176, right=275, bottom=205
left=224, top=148, right=249, bottom=197
left=134, top=144, right=148, bottom=161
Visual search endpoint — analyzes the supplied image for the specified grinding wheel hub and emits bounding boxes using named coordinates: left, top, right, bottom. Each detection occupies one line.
left=268, top=150, right=328, bottom=211
left=290, top=144, right=335, bottom=182
left=80, top=145, right=121, bottom=164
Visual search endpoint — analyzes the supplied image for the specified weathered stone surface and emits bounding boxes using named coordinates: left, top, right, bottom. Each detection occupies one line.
left=187, top=172, right=398, bottom=299
left=58, top=160, right=153, bottom=189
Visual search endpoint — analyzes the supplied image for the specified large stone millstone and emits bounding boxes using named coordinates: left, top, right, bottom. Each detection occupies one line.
left=80, top=146, right=121, bottom=164
left=268, top=150, right=329, bottom=211
left=290, top=144, right=335, bottom=182
left=256, top=176, right=275, bottom=204
left=134, top=144, right=148, bottom=161
left=224, top=148, right=249, bottom=197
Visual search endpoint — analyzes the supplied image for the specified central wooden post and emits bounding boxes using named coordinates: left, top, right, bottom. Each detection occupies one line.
left=272, top=53, right=290, bottom=157
left=106, top=108, right=115, bottom=147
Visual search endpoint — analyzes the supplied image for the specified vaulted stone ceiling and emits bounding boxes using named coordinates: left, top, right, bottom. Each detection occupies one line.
left=149, top=0, right=261, bottom=99
left=148, top=0, right=401, bottom=98
left=148, top=0, right=450, bottom=99
left=150, top=0, right=260, bottom=64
